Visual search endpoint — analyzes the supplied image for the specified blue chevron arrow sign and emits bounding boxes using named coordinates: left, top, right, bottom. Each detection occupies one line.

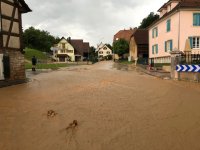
left=176, top=65, right=200, bottom=72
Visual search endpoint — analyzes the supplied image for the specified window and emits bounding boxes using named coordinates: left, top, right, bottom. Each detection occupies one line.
left=190, top=37, right=200, bottom=49
left=99, top=51, right=103, bottom=54
left=62, top=43, right=65, bottom=49
left=152, top=44, right=158, bottom=54
left=165, top=40, right=173, bottom=52
left=152, top=27, right=158, bottom=38
left=107, top=51, right=110, bottom=54
left=193, top=13, right=200, bottom=26
left=166, top=19, right=171, bottom=32
left=103, top=47, right=107, bottom=50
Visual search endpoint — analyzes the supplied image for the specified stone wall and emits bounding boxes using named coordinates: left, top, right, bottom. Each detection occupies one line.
left=8, top=51, right=25, bottom=80
left=179, top=72, right=200, bottom=82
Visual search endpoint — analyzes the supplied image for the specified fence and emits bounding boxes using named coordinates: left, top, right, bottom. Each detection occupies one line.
left=180, top=51, right=200, bottom=65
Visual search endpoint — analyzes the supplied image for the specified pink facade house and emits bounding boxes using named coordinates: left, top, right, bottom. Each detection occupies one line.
left=148, top=0, right=200, bottom=65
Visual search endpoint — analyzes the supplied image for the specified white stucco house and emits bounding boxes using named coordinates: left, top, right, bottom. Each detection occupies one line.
left=96, top=43, right=112, bottom=60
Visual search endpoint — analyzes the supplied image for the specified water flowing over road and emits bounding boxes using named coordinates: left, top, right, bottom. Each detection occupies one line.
left=1, top=61, right=200, bottom=150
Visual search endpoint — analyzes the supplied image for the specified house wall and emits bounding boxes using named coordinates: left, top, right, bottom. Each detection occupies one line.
left=8, top=51, right=25, bottom=80
left=149, top=9, right=200, bottom=64
left=98, top=45, right=112, bottom=58
left=179, top=10, right=200, bottom=53
left=129, top=37, right=137, bottom=60
left=171, top=2, right=179, bottom=11
left=0, top=0, right=26, bottom=81
left=54, top=39, right=75, bottom=61
left=160, top=9, right=167, bottom=18
left=149, top=12, right=179, bottom=59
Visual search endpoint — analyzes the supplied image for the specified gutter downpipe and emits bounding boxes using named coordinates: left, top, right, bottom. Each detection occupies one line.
left=178, top=9, right=181, bottom=50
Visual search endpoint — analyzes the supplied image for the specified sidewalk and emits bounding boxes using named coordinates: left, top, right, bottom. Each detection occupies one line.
left=136, top=64, right=171, bottom=80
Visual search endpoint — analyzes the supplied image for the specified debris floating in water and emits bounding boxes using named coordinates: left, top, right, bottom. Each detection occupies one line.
left=66, top=120, right=78, bottom=130
left=47, top=110, right=57, bottom=118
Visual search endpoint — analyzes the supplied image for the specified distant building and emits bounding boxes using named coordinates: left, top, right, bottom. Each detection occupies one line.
left=0, top=0, right=31, bottom=83
left=52, top=37, right=75, bottom=62
left=96, top=43, right=112, bottom=59
left=129, top=29, right=149, bottom=61
left=68, top=38, right=90, bottom=61
left=113, top=28, right=137, bottom=43
left=148, top=0, right=200, bottom=64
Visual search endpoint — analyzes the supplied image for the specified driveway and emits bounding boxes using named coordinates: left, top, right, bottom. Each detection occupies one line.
left=1, top=61, right=200, bottom=150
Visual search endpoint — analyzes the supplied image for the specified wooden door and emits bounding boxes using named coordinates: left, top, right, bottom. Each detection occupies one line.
left=0, top=54, right=4, bottom=80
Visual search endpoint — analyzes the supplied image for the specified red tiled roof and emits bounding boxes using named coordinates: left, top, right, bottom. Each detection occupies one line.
left=69, top=39, right=90, bottom=55
left=131, top=29, right=149, bottom=45
left=113, top=29, right=137, bottom=43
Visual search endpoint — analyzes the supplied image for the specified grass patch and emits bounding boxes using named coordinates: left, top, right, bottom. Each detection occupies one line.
left=25, top=63, right=69, bottom=70
left=153, top=63, right=171, bottom=68
left=118, top=60, right=133, bottom=65
left=24, top=48, right=49, bottom=61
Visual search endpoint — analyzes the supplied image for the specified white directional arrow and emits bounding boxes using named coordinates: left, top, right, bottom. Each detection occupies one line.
left=195, top=65, right=200, bottom=72
left=188, top=65, right=193, bottom=72
left=177, top=65, right=181, bottom=72
left=183, top=65, right=187, bottom=72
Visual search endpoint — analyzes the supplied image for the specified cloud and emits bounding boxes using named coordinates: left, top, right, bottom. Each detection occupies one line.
left=22, top=0, right=166, bottom=46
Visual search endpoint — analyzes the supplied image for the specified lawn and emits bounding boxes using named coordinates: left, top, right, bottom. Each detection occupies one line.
left=24, top=48, right=50, bottom=61
left=24, top=48, right=68, bottom=70
left=118, top=60, right=134, bottom=65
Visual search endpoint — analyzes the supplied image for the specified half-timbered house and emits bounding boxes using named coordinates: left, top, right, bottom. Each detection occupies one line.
left=0, top=0, right=31, bottom=84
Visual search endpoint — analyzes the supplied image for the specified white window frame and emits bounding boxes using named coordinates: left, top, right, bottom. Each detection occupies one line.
left=192, top=37, right=200, bottom=49
left=166, top=41, right=171, bottom=51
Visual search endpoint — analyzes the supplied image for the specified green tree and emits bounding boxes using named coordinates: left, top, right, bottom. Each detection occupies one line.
left=23, top=27, right=60, bottom=52
left=139, top=12, right=159, bottom=29
left=89, top=46, right=98, bottom=63
left=113, top=39, right=129, bottom=57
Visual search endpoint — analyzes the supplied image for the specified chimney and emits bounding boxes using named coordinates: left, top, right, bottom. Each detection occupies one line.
left=67, top=37, right=71, bottom=42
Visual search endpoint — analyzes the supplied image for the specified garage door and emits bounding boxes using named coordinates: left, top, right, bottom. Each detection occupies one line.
left=0, top=54, right=4, bottom=80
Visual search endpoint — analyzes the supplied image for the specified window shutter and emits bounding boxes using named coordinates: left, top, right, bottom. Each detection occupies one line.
left=152, top=29, right=154, bottom=38
left=193, top=14, right=197, bottom=26
left=156, top=28, right=158, bottom=37
left=170, top=40, right=173, bottom=51
left=198, top=14, right=200, bottom=26
left=152, top=46, right=154, bottom=54
left=165, top=41, right=167, bottom=52
left=167, top=20, right=171, bottom=32
left=193, top=13, right=200, bottom=26
left=189, top=37, right=193, bottom=49
left=156, top=45, right=158, bottom=54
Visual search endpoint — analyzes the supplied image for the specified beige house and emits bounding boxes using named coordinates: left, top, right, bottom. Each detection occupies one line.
left=0, top=0, right=31, bottom=83
left=96, top=43, right=112, bottom=59
left=52, top=37, right=75, bottom=62
left=129, top=29, right=149, bottom=62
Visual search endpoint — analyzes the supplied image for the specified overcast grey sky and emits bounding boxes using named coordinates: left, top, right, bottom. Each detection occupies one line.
left=22, top=0, right=166, bottom=46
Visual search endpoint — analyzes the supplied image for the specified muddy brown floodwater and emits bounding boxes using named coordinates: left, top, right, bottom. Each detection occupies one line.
left=1, top=61, right=200, bottom=150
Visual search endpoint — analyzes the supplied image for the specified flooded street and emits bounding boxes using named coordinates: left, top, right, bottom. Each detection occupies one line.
left=1, top=61, right=200, bottom=150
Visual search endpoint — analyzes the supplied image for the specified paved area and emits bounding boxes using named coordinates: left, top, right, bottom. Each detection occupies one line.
left=1, top=61, right=200, bottom=150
